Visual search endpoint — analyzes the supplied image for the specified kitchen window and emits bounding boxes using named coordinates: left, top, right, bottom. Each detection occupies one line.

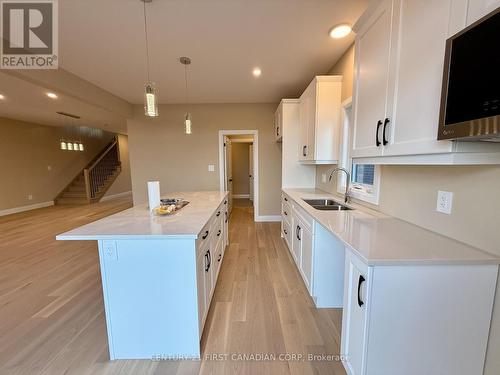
left=337, top=98, right=381, bottom=205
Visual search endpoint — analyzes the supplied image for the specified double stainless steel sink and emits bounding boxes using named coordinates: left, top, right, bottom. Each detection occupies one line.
left=303, top=198, right=353, bottom=211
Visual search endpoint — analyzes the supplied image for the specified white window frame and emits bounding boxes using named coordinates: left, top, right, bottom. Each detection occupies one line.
left=337, top=97, right=381, bottom=205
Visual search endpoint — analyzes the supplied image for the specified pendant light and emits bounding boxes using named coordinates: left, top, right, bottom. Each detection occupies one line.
left=141, top=0, right=158, bottom=117
left=60, top=139, right=67, bottom=150
left=180, top=56, right=192, bottom=134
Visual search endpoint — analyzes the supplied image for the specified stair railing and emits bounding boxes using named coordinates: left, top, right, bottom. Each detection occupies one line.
left=84, top=137, right=121, bottom=202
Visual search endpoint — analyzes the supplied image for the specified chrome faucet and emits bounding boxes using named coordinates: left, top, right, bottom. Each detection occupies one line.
left=329, top=167, right=351, bottom=204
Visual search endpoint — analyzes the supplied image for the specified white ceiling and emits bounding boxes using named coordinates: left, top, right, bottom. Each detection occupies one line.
left=59, top=0, right=368, bottom=104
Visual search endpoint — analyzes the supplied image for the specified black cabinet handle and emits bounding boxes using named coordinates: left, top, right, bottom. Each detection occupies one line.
left=224, top=200, right=227, bottom=204
left=283, top=229, right=288, bottom=235
left=296, top=225, right=301, bottom=241
left=202, top=230, right=209, bottom=239
left=229, top=178, right=233, bottom=182
left=205, top=252, right=210, bottom=272
left=249, top=174, right=252, bottom=178
left=217, top=253, right=222, bottom=262
left=375, top=120, right=382, bottom=146
left=284, top=211, right=288, bottom=216
left=216, top=211, right=221, bottom=217
left=357, top=275, right=366, bottom=307
left=225, top=212, right=228, bottom=223
left=277, top=126, right=280, bottom=136
left=382, top=118, right=390, bottom=146
left=217, top=229, right=221, bottom=237
left=284, top=197, right=288, bottom=202
left=207, top=250, right=211, bottom=270
left=302, top=145, right=307, bottom=157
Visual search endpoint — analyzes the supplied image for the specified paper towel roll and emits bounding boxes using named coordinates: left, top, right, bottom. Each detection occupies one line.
left=147, top=181, right=160, bottom=212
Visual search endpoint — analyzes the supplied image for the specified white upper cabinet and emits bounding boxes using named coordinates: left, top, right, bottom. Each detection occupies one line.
left=298, top=76, right=343, bottom=164
left=351, top=0, right=500, bottom=163
left=351, top=0, right=394, bottom=158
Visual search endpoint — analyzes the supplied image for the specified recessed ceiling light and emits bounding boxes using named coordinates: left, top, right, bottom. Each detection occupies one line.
left=329, top=24, right=352, bottom=39
left=252, top=67, right=262, bottom=78
left=0, top=94, right=5, bottom=100
left=46, top=92, right=58, bottom=99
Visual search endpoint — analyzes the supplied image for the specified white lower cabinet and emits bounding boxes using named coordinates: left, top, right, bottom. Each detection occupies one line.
left=340, top=248, right=498, bottom=375
left=341, top=249, right=371, bottom=375
left=299, top=225, right=313, bottom=292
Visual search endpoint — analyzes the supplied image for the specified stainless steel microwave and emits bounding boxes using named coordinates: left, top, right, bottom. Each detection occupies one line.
left=438, top=7, right=500, bottom=141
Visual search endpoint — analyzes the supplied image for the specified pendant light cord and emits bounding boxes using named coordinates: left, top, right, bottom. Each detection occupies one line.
left=184, top=64, right=189, bottom=104
left=143, top=1, right=151, bottom=82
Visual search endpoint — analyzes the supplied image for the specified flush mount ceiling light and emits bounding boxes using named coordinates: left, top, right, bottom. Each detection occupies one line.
left=329, top=24, right=352, bottom=39
left=180, top=56, right=192, bottom=135
left=46, top=92, right=58, bottom=99
left=141, top=0, right=158, bottom=117
left=252, top=67, right=262, bottom=78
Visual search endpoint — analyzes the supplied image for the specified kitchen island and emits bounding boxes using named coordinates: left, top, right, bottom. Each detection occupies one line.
left=57, top=191, right=229, bottom=360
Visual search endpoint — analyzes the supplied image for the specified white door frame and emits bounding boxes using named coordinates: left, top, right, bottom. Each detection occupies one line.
left=218, top=130, right=259, bottom=222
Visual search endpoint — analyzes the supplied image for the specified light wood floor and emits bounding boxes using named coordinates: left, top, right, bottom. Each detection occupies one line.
left=0, top=198, right=345, bottom=375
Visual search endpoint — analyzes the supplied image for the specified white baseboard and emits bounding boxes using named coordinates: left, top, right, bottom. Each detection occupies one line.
left=100, top=190, right=133, bottom=202
left=0, top=201, right=54, bottom=217
left=255, top=215, right=281, bottom=222
left=233, top=194, right=250, bottom=199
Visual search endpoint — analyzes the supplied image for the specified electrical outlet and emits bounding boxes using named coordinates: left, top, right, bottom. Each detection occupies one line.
left=436, top=191, right=453, bottom=214
left=102, top=240, right=118, bottom=260
left=322, top=173, right=327, bottom=183
left=28, top=194, right=33, bottom=200
left=208, top=164, right=215, bottom=172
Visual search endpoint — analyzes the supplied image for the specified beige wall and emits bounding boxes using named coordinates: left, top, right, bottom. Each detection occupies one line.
left=318, top=43, right=500, bottom=375
left=127, top=103, right=281, bottom=217
left=103, top=134, right=132, bottom=198
left=231, top=142, right=250, bottom=195
left=327, top=44, right=355, bottom=102
left=0, top=117, right=114, bottom=210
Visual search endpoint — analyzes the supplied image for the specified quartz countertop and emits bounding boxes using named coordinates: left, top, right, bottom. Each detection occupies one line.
left=56, top=191, right=228, bottom=241
left=283, top=188, right=499, bottom=266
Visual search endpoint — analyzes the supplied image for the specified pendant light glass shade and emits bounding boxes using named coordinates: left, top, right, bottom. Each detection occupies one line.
left=184, top=113, right=192, bottom=134
left=60, top=140, right=67, bottom=150
left=144, top=83, right=158, bottom=117
left=79, top=143, right=84, bottom=151
left=73, top=142, right=79, bottom=151
left=67, top=142, right=73, bottom=151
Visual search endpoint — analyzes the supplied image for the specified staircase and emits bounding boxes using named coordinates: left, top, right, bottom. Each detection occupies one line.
left=55, top=137, right=122, bottom=205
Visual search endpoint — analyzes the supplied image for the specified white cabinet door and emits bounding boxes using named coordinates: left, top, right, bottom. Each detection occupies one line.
left=341, top=250, right=371, bottom=375
left=352, top=0, right=394, bottom=158
left=466, top=0, right=500, bottom=25
left=298, top=94, right=310, bottom=161
left=275, top=104, right=282, bottom=141
left=305, top=85, right=316, bottom=161
left=300, top=226, right=313, bottom=293
left=196, top=251, right=206, bottom=335
left=292, top=221, right=302, bottom=265
left=384, top=0, right=455, bottom=156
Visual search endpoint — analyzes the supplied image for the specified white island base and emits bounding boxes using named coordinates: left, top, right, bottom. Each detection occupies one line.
left=57, top=191, right=229, bottom=360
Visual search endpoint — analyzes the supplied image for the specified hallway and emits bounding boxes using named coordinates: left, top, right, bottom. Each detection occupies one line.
left=0, top=197, right=344, bottom=375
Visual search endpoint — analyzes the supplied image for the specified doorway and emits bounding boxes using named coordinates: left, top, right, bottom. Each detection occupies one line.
left=218, top=130, right=258, bottom=221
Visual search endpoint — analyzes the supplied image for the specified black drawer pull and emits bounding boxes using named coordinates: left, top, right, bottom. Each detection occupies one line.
left=216, top=211, right=221, bottom=217
left=283, top=229, right=288, bottom=235
left=357, top=275, right=366, bottom=307
left=225, top=212, right=228, bottom=223
left=284, top=197, right=288, bottom=202
left=284, top=211, right=288, bottom=216
left=217, top=254, right=222, bottom=262
left=382, top=117, right=390, bottom=146
left=202, top=231, right=209, bottom=239
left=296, top=225, right=301, bottom=241
left=375, top=120, right=382, bottom=146
left=277, top=126, right=280, bottom=136
left=302, top=145, right=307, bottom=157
left=224, top=200, right=227, bottom=204
left=217, top=229, right=221, bottom=237
left=204, top=251, right=210, bottom=272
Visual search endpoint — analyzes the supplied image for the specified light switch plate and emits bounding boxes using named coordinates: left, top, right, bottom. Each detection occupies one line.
left=208, top=164, right=215, bottom=172
left=436, top=191, right=453, bottom=214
